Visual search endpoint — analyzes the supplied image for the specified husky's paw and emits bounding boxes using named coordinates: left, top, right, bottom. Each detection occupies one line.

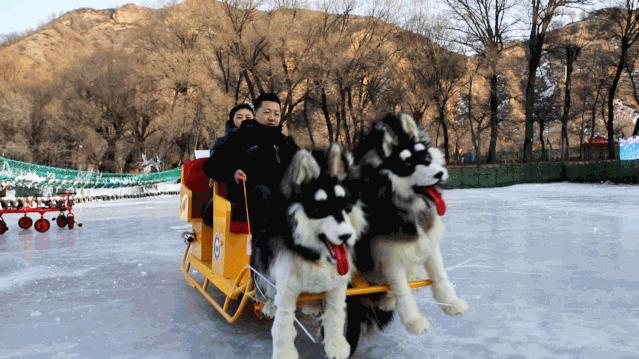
left=403, top=314, right=430, bottom=335
left=272, top=345, right=298, bottom=359
left=442, top=298, right=468, bottom=315
left=377, top=295, right=396, bottom=311
left=324, top=335, right=350, bottom=359
left=262, top=301, right=276, bottom=318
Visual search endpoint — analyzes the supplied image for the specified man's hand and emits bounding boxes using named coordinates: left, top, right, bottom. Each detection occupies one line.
left=234, top=169, right=247, bottom=183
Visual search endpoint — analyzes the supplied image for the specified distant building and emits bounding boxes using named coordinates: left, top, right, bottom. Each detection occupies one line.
left=582, top=136, right=615, bottom=160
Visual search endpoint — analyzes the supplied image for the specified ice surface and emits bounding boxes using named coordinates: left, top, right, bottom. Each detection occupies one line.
left=1, top=184, right=638, bottom=358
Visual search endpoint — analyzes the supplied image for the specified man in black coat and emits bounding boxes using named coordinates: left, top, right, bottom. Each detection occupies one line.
left=204, top=93, right=298, bottom=237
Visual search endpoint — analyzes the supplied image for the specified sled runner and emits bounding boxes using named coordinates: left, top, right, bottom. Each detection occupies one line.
left=178, top=162, right=432, bottom=354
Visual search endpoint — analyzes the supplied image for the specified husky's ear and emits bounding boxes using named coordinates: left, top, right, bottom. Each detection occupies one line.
left=281, top=149, right=320, bottom=198
left=373, top=122, right=397, bottom=158
left=399, top=113, right=419, bottom=140
left=327, top=144, right=350, bottom=180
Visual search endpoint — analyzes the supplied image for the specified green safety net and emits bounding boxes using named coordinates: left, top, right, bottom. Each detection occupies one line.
left=0, top=156, right=181, bottom=190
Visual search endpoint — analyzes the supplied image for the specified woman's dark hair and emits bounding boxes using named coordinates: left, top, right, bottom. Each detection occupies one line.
left=229, top=103, right=255, bottom=125
left=254, top=93, right=281, bottom=111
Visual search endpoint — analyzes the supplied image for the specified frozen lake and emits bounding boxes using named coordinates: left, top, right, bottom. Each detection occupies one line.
left=1, top=183, right=638, bottom=358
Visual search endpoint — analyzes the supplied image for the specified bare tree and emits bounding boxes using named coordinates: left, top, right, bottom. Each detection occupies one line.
left=444, top=0, right=516, bottom=163
left=123, top=78, right=165, bottom=172
left=547, top=22, right=588, bottom=161
left=304, top=0, right=400, bottom=148
left=558, top=43, right=582, bottom=160
left=403, top=18, right=466, bottom=163
left=262, top=4, right=318, bottom=127
left=222, top=0, right=268, bottom=100
left=138, top=7, right=203, bottom=111
left=457, top=64, right=491, bottom=164
left=576, top=45, right=613, bottom=144
left=532, top=60, right=562, bottom=161
left=62, top=52, right=137, bottom=172
left=522, top=0, right=588, bottom=162
left=625, top=45, right=639, bottom=136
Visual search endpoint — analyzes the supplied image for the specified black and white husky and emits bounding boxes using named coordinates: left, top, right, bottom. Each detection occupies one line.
left=353, top=113, right=468, bottom=335
left=252, top=144, right=367, bottom=359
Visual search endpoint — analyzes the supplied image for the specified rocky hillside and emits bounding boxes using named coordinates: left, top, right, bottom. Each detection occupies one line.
left=1, top=4, right=153, bottom=83
left=0, top=1, right=636, bottom=170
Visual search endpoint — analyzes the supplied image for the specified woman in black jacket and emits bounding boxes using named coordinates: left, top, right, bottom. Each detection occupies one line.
left=202, top=103, right=254, bottom=226
left=209, top=103, right=255, bottom=152
left=204, top=93, right=298, bottom=237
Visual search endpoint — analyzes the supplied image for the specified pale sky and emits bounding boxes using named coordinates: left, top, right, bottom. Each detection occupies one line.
left=0, top=0, right=171, bottom=36
left=0, top=0, right=426, bottom=37
left=0, top=0, right=611, bottom=38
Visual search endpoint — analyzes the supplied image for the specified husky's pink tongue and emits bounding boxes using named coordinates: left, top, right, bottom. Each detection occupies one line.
left=328, top=243, right=349, bottom=276
left=423, top=187, right=446, bottom=216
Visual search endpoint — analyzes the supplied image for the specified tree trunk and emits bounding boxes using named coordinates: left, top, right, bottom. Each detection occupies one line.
left=242, top=69, right=257, bottom=100
left=283, top=91, right=294, bottom=125
left=626, top=59, right=639, bottom=136
left=252, top=69, right=266, bottom=95
left=335, top=106, right=342, bottom=145
left=561, top=47, right=576, bottom=161
left=100, top=137, right=119, bottom=172
left=579, top=113, right=586, bottom=161
left=467, top=77, right=482, bottom=165
left=578, top=96, right=587, bottom=161
left=488, top=73, right=499, bottom=164
left=216, top=49, right=231, bottom=94
left=347, top=89, right=362, bottom=145
left=122, top=150, right=137, bottom=173
left=340, top=90, right=352, bottom=150
left=320, top=87, right=334, bottom=143
left=523, top=38, right=544, bottom=162
left=303, top=94, right=316, bottom=149
left=234, top=71, right=244, bottom=104
left=439, top=105, right=450, bottom=163
left=607, top=45, right=627, bottom=160
left=590, top=90, right=600, bottom=143
left=539, top=119, right=546, bottom=162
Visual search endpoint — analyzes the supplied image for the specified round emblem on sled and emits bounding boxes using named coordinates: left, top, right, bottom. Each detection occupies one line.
left=214, top=233, right=221, bottom=261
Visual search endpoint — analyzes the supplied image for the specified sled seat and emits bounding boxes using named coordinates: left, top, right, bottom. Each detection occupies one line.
left=180, top=156, right=251, bottom=231
left=213, top=182, right=250, bottom=234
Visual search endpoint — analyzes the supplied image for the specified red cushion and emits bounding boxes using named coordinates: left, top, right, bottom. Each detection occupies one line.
left=230, top=221, right=249, bottom=234
left=183, top=158, right=209, bottom=192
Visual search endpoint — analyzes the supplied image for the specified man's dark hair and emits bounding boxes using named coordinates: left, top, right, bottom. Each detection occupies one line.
left=229, top=103, right=254, bottom=124
left=254, top=93, right=281, bottom=111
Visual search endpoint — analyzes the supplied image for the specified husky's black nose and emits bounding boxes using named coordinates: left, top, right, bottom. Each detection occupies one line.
left=338, top=233, right=352, bottom=242
left=434, top=171, right=444, bottom=179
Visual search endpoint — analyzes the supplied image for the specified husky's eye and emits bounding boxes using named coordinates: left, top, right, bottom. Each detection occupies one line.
left=314, top=189, right=328, bottom=202
left=414, top=143, right=426, bottom=152
left=399, top=149, right=412, bottom=160
left=334, top=185, right=346, bottom=198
